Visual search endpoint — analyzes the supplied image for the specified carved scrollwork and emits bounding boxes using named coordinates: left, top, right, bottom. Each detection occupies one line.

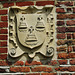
left=8, top=5, right=56, bottom=61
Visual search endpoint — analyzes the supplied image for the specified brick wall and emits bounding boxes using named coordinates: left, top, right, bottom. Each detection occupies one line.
left=0, top=0, right=75, bottom=75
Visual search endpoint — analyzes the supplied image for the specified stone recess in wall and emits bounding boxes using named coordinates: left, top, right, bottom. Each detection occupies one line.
left=8, top=5, right=56, bottom=62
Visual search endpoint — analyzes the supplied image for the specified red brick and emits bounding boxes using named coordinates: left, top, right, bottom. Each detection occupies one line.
left=0, top=22, right=8, bottom=28
left=14, top=61, right=24, bottom=66
left=25, top=61, right=42, bottom=66
left=55, top=67, right=68, bottom=71
left=57, top=14, right=75, bottom=19
left=57, top=46, right=66, bottom=52
left=0, top=10, right=7, bottom=15
left=69, top=53, right=75, bottom=58
left=72, top=40, right=75, bottom=45
left=3, top=3, right=14, bottom=8
left=0, top=0, right=7, bottom=1
left=36, top=1, right=54, bottom=6
left=1, top=16, right=8, bottom=21
left=0, top=35, right=7, bottom=40
left=61, top=73, right=69, bottom=75
left=66, top=20, right=75, bottom=26
left=16, top=1, right=34, bottom=6
left=41, top=73, right=57, bottom=75
left=66, top=27, right=75, bottom=32
left=0, top=41, right=7, bottom=47
left=11, top=0, right=18, bottom=1
left=58, top=60, right=67, bottom=65
left=65, top=40, right=73, bottom=45
left=58, top=53, right=68, bottom=59
left=70, top=59, right=75, bottom=65
left=67, top=46, right=72, bottom=53
left=56, top=8, right=65, bottom=13
left=0, top=54, right=7, bottom=60
left=68, top=66, right=75, bottom=72
left=57, top=21, right=65, bottom=26
left=57, top=14, right=66, bottom=19
left=26, top=73, right=40, bottom=75
left=73, top=46, right=75, bottom=51
left=0, top=29, right=8, bottom=34
left=0, top=61, right=11, bottom=66
left=0, top=48, right=7, bottom=53
left=0, top=69, right=5, bottom=73
left=73, top=8, right=75, bottom=13
left=67, top=14, right=75, bottom=19
left=57, top=40, right=66, bottom=45
left=57, top=27, right=66, bottom=33
left=49, top=60, right=58, bottom=66
left=57, top=33, right=66, bottom=39
left=10, top=67, right=30, bottom=72
left=31, top=67, right=52, bottom=72
left=56, top=2, right=73, bottom=7
left=67, top=8, right=72, bottom=12
left=72, top=74, right=75, bottom=75
left=73, top=33, right=75, bottom=39
left=67, top=33, right=72, bottom=39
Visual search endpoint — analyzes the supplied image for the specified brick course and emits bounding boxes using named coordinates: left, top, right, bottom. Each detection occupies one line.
left=31, top=66, right=52, bottom=72
left=36, top=1, right=54, bottom=6
left=57, top=33, right=66, bottom=39
left=57, top=27, right=66, bottom=33
left=3, top=3, right=14, bottom=8
left=0, top=61, right=11, bottom=66
left=67, top=46, right=72, bottom=53
left=66, top=20, right=75, bottom=26
left=26, top=73, right=40, bottom=75
left=0, top=35, right=7, bottom=40
left=0, top=10, right=7, bottom=15
left=0, top=48, right=7, bottom=53
left=58, top=60, right=67, bottom=65
left=16, top=1, right=34, bottom=6
left=1, top=16, right=8, bottom=21
left=67, top=33, right=72, bottom=39
left=56, top=2, right=73, bottom=7
left=10, top=67, right=30, bottom=72
left=41, top=73, right=57, bottom=75
left=0, top=29, right=8, bottom=34
left=73, top=33, right=75, bottom=39
left=70, top=59, right=75, bottom=65
left=0, top=54, right=7, bottom=60
left=56, top=8, right=66, bottom=13
left=57, top=21, right=65, bottom=26
left=0, top=22, right=8, bottom=28
left=0, top=41, right=7, bottom=47
left=57, top=46, right=66, bottom=52
left=58, top=53, right=68, bottom=59
left=25, top=61, right=42, bottom=66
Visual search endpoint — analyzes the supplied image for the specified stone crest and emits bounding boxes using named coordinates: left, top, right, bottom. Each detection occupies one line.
left=8, top=5, right=56, bottom=61
left=16, top=14, right=46, bottom=49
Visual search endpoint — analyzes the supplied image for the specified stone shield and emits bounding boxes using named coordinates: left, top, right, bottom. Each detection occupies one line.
left=16, top=14, right=47, bottom=49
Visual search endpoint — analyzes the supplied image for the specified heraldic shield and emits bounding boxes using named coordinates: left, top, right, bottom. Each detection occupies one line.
left=8, top=6, right=56, bottom=61
left=16, top=14, right=46, bottom=49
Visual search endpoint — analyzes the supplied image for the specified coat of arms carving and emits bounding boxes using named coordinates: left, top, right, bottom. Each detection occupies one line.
left=8, top=5, right=56, bottom=61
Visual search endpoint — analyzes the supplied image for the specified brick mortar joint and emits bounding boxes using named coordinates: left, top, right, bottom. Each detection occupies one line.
left=0, top=0, right=75, bottom=5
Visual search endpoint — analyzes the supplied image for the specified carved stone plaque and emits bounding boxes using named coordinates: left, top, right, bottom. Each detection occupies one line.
left=8, top=5, right=56, bottom=61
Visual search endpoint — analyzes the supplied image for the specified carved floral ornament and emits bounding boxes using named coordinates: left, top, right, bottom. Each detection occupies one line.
left=8, top=5, right=56, bottom=61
